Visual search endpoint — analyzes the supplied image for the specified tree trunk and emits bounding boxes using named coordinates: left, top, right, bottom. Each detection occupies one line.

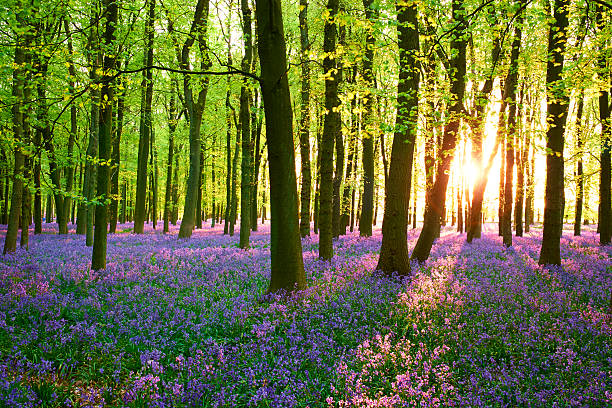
left=134, top=0, right=155, bottom=234
left=319, top=0, right=340, bottom=260
left=502, top=9, right=523, bottom=247
left=92, top=0, right=118, bottom=270
left=109, top=66, right=124, bottom=234
left=597, top=5, right=611, bottom=246
left=239, top=0, right=253, bottom=249
left=411, top=0, right=466, bottom=263
left=4, top=43, right=27, bottom=254
left=359, top=0, right=378, bottom=238
left=62, top=18, right=78, bottom=233
left=224, top=52, right=233, bottom=235
left=177, top=0, right=211, bottom=239
left=251, top=92, right=263, bottom=231
left=539, top=0, right=570, bottom=265
left=164, top=78, right=178, bottom=233
left=255, top=0, right=306, bottom=293
left=298, top=0, right=312, bottom=238
left=574, top=93, right=584, bottom=236
left=377, top=0, right=418, bottom=277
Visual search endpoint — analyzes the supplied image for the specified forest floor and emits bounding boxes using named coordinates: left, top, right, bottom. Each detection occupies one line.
left=0, top=221, right=610, bottom=407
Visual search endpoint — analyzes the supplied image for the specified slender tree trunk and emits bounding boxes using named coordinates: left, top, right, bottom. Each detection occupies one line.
left=597, top=5, right=611, bottom=245
left=92, top=0, right=117, bottom=270
left=574, top=93, right=584, bottom=236
left=134, top=0, right=155, bottom=234
left=359, top=0, right=378, bottom=237
left=314, top=121, right=321, bottom=234
left=109, top=67, right=124, bottom=234
left=255, top=0, right=306, bottom=293
left=377, top=0, right=418, bottom=277
left=251, top=92, right=263, bottom=231
left=33, top=134, right=42, bottom=234
left=164, top=78, right=178, bottom=233
left=5, top=42, right=27, bottom=254
left=224, top=75, right=232, bottom=235
left=502, top=9, right=522, bottom=247
left=539, top=0, right=570, bottom=265
left=63, top=18, right=78, bottom=233
left=341, top=88, right=357, bottom=234
left=177, top=0, right=211, bottom=239
left=298, top=0, right=312, bottom=238
left=239, top=0, right=253, bottom=249
left=229, top=117, right=240, bottom=235
left=319, top=0, right=340, bottom=260
left=411, top=0, right=466, bottom=263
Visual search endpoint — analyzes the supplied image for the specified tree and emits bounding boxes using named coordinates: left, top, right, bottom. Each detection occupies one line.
left=411, top=0, right=467, bottom=263
left=298, top=0, right=312, bottom=238
left=134, top=0, right=155, bottom=234
left=239, top=0, right=254, bottom=249
left=501, top=2, right=523, bottom=247
left=376, top=0, right=419, bottom=277
left=254, top=0, right=306, bottom=293
left=176, top=0, right=211, bottom=239
left=359, top=0, right=378, bottom=238
left=319, top=0, right=340, bottom=260
left=92, top=0, right=118, bottom=270
left=539, top=0, right=570, bottom=266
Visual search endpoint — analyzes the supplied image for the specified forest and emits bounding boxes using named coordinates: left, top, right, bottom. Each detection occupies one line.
left=0, top=0, right=611, bottom=406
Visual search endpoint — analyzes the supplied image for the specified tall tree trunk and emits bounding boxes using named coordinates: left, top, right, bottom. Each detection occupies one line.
left=251, top=92, right=263, bottom=231
left=5, top=41, right=27, bottom=254
left=298, top=0, right=312, bottom=238
left=134, top=0, right=155, bottom=234
left=63, top=18, right=78, bottom=233
left=377, top=0, right=418, bottom=276
left=229, top=117, right=240, bottom=235
left=255, top=0, right=306, bottom=293
left=359, top=0, right=378, bottom=237
left=574, top=93, right=584, bottom=236
left=239, top=0, right=253, bottom=249
left=515, top=90, right=526, bottom=237
left=224, top=68, right=232, bottom=235
left=164, top=78, right=178, bottom=233
left=502, top=8, right=523, bottom=247
left=341, top=86, right=358, bottom=234
left=109, top=69, right=124, bottom=234
left=92, top=0, right=118, bottom=270
left=597, top=5, right=611, bottom=245
left=177, top=0, right=211, bottom=239
left=318, top=0, right=340, bottom=260
left=314, top=118, right=322, bottom=234
left=411, top=0, right=466, bottom=263
left=539, top=0, right=570, bottom=265
left=33, top=133, right=42, bottom=234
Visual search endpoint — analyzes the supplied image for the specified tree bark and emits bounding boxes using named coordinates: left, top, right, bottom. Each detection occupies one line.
left=4, top=40, right=27, bottom=254
left=255, top=0, right=306, bottom=293
left=298, top=0, right=312, bottom=238
left=574, top=93, right=584, bottom=236
left=502, top=9, right=523, bottom=247
left=411, top=0, right=466, bottom=263
left=164, top=78, right=178, bottom=233
left=177, top=0, right=211, bottom=239
left=597, top=5, right=611, bottom=246
left=359, top=0, right=377, bottom=237
left=377, top=0, right=418, bottom=277
left=109, top=65, right=124, bottom=234
left=539, top=0, right=570, bottom=265
left=239, top=0, right=253, bottom=249
left=319, top=0, right=340, bottom=260
left=134, top=0, right=155, bottom=234
left=92, top=0, right=117, bottom=270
